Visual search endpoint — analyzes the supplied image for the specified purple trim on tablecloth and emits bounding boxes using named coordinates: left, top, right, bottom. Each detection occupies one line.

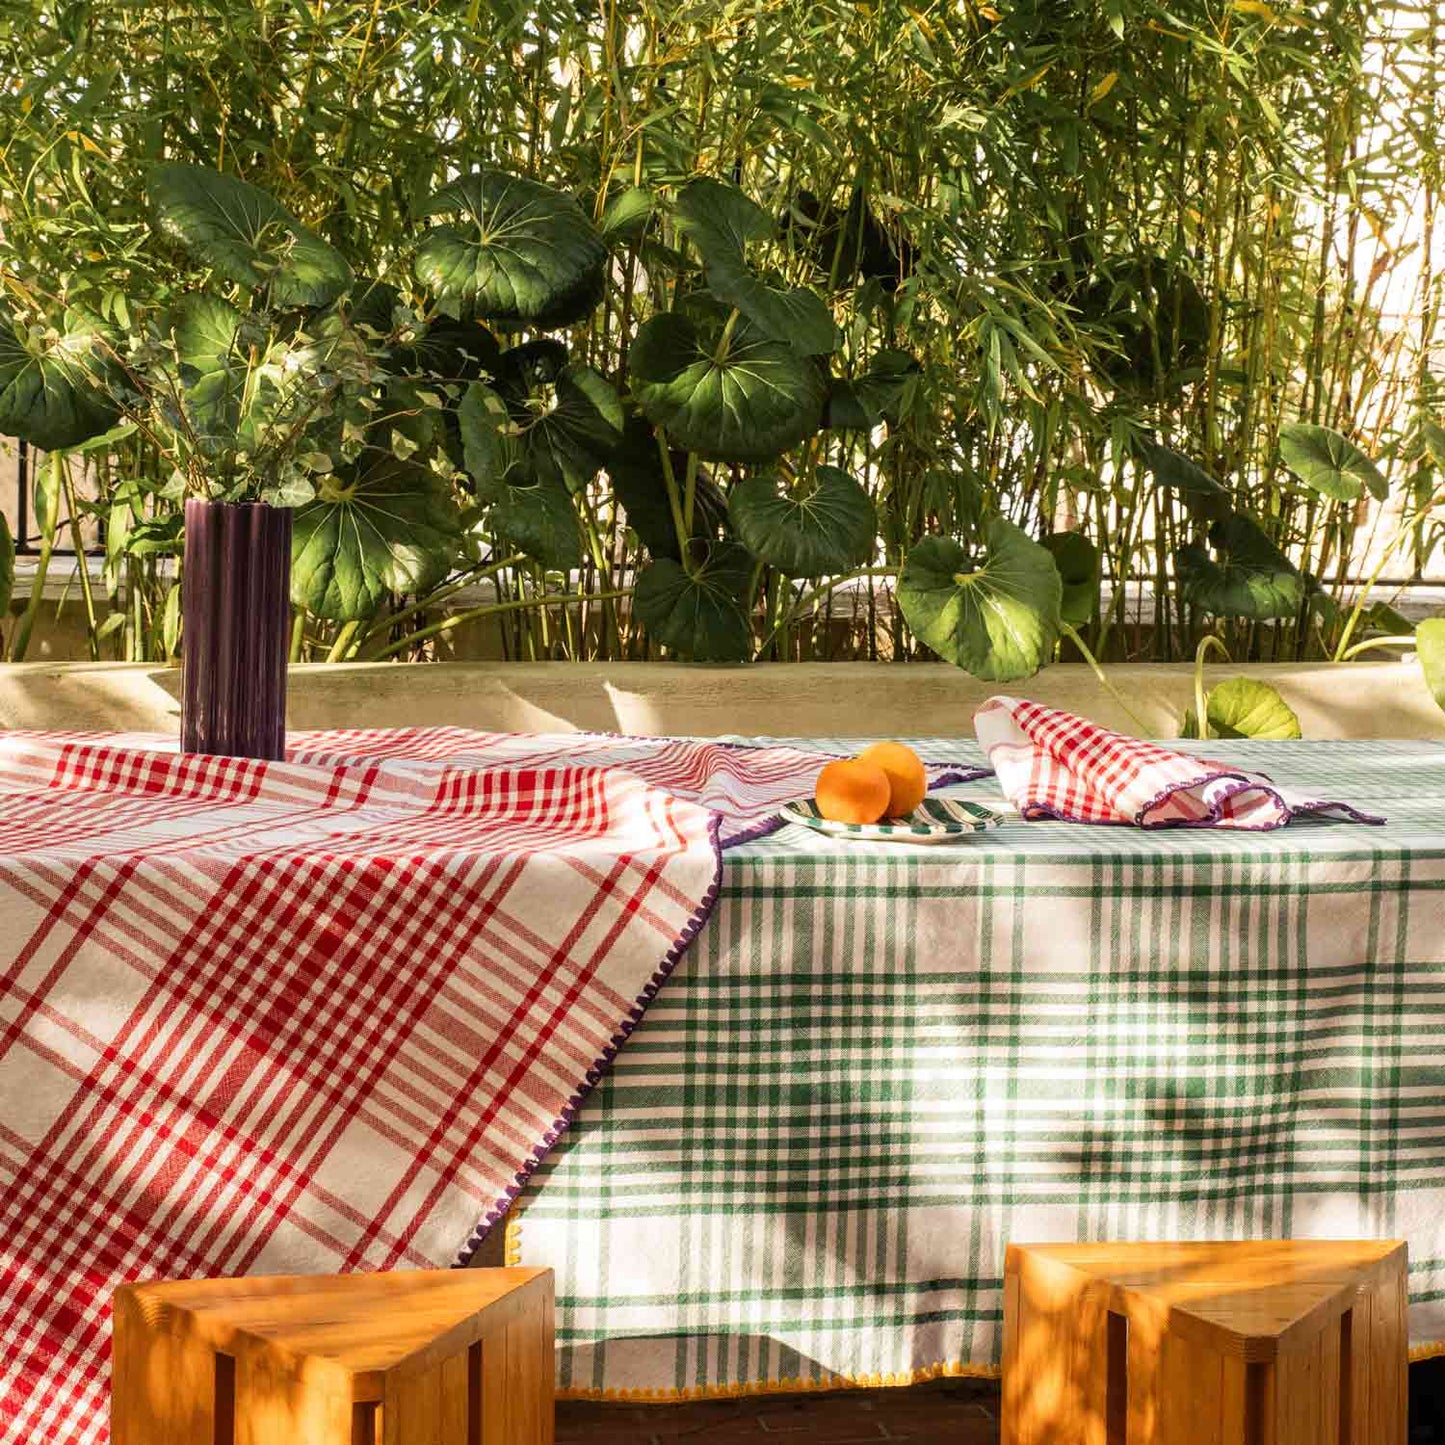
left=1023, top=769, right=1386, bottom=830
left=454, top=810, right=725, bottom=1266
left=453, top=749, right=989, bottom=1258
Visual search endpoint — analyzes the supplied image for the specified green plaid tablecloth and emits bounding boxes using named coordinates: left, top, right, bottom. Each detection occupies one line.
left=505, top=739, right=1445, bottom=1400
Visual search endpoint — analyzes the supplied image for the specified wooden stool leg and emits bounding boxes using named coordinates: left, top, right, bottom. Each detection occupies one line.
left=479, top=1289, right=554, bottom=1445
left=1349, top=1254, right=1408, bottom=1445
left=1148, top=1320, right=1251, bottom=1445
left=1003, top=1249, right=1115, bottom=1444
left=233, top=1336, right=353, bottom=1445
left=111, top=1289, right=219, bottom=1445
left=383, top=1290, right=553, bottom=1445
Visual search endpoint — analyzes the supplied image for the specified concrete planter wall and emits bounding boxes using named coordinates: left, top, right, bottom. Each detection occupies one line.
left=1, top=660, right=1441, bottom=740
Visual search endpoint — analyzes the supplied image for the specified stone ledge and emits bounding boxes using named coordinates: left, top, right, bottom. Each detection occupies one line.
left=1, top=661, right=1440, bottom=740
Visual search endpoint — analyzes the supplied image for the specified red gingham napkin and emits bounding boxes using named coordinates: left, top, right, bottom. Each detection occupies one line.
left=0, top=728, right=848, bottom=1445
left=974, top=696, right=1384, bottom=829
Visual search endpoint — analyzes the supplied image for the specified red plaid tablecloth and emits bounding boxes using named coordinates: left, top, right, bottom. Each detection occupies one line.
left=975, top=695, right=1383, bottom=828
left=0, top=728, right=860, bottom=1445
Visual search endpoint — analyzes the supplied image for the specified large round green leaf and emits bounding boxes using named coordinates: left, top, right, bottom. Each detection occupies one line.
left=703, top=259, right=835, bottom=356
left=1278, top=422, right=1388, bottom=502
left=387, top=317, right=501, bottom=382
left=1420, top=618, right=1445, bottom=715
left=459, top=359, right=622, bottom=497
left=607, top=415, right=728, bottom=560
left=1182, top=678, right=1301, bottom=740
left=1041, top=530, right=1099, bottom=626
left=291, top=455, right=463, bottom=620
left=415, top=171, right=606, bottom=328
left=1138, top=438, right=1231, bottom=521
left=486, top=471, right=582, bottom=570
left=0, top=309, right=120, bottom=450
left=673, top=178, right=772, bottom=265
left=455, top=383, right=583, bottom=567
left=728, top=465, right=875, bottom=576
left=825, top=349, right=921, bottom=429
left=148, top=163, right=352, bottom=307
left=0, top=511, right=13, bottom=623
left=629, top=310, right=826, bottom=463
left=897, top=520, right=1062, bottom=682
left=633, top=542, right=755, bottom=661
left=1175, top=515, right=1304, bottom=620
left=1082, top=256, right=1208, bottom=392
left=337, top=279, right=403, bottom=336
left=600, top=186, right=655, bottom=244
left=673, top=178, right=835, bottom=355
left=507, top=361, right=623, bottom=494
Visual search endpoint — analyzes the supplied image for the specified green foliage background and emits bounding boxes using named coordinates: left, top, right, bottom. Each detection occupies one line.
left=1, top=0, right=1442, bottom=669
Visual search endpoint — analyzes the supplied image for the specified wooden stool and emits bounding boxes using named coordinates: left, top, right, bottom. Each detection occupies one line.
left=1002, top=1240, right=1406, bottom=1445
left=111, top=1267, right=553, bottom=1445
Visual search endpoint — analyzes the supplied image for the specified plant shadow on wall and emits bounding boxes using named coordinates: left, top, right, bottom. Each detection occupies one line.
left=1, top=0, right=1444, bottom=721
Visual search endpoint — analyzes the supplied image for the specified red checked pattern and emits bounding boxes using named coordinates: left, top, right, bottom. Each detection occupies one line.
left=0, top=729, right=849, bottom=1445
left=975, top=695, right=1382, bottom=828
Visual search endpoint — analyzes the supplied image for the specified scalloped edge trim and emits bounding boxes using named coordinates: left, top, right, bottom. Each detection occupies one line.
left=553, top=1343, right=1445, bottom=1401
left=1024, top=768, right=1385, bottom=830
left=554, top=1358, right=1001, bottom=1402
left=452, top=809, right=724, bottom=1268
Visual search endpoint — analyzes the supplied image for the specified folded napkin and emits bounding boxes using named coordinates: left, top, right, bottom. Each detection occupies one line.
left=974, top=696, right=1384, bottom=829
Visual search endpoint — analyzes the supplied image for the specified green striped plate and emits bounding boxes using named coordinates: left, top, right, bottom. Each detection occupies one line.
left=779, top=794, right=1006, bottom=844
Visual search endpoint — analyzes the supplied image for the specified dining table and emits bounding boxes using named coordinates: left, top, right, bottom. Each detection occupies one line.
left=501, top=735, right=1445, bottom=1401
left=0, top=727, right=1441, bottom=1438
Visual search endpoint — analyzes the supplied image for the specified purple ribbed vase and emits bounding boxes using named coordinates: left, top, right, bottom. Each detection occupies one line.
left=181, top=499, right=292, bottom=760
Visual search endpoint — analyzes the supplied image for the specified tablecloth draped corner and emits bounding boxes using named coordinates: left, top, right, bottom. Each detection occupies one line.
left=0, top=726, right=851, bottom=1445
left=453, top=806, right=726, bottom=1269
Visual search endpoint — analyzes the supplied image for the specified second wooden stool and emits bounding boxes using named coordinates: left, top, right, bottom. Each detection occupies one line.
left=112, top=1266, right=553, bottom=1445
left=1002, top=1239, right=1406, bottom=1444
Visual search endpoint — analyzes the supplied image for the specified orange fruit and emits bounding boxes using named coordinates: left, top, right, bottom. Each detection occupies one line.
left=814, top=758, right=891, bottom=825
left=856, top=741, right=927, bottom=818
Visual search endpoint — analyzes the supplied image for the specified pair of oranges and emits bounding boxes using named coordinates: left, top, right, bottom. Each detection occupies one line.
left=814, top=742, right=928, bottom=825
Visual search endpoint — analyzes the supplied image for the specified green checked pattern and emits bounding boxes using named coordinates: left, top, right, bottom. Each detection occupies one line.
left=508, top=739, right=1445, bottom=1399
